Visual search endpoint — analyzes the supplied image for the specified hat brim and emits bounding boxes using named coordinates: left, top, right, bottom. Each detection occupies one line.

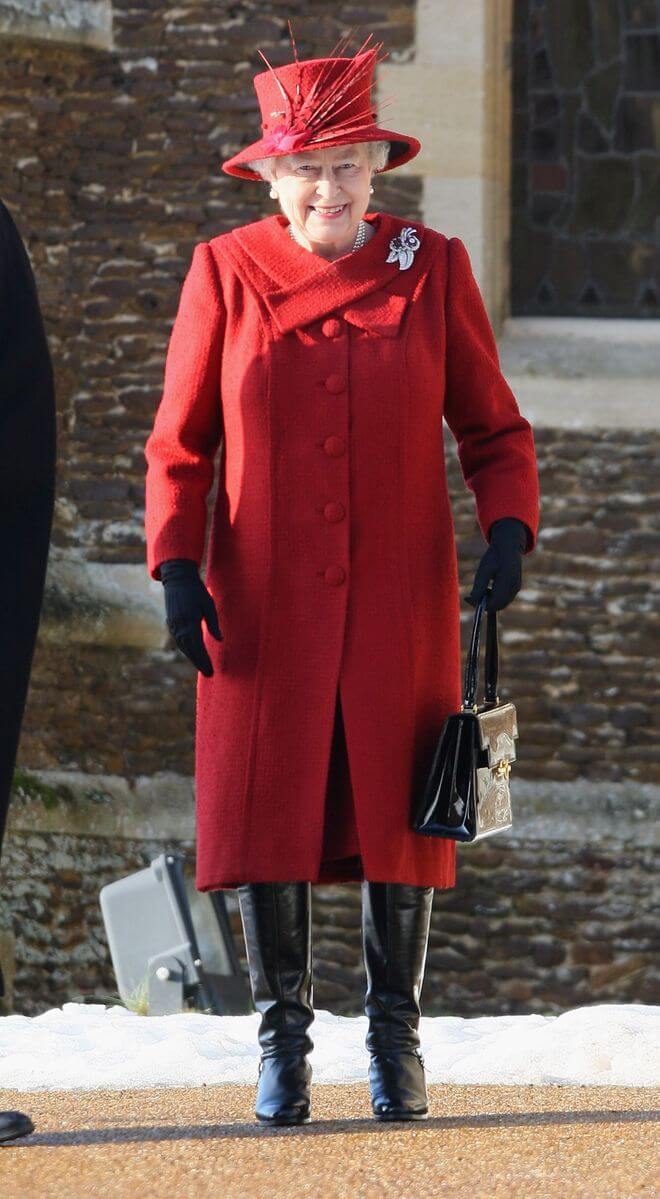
left=220, top=127, right=421, bottom=180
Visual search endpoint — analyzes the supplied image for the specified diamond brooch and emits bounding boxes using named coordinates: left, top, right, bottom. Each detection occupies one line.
left=386, top=226, right=421, bottom=271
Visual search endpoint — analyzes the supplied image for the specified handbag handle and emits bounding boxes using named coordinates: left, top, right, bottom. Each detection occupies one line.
left=461, top=589, right=499, bottom=709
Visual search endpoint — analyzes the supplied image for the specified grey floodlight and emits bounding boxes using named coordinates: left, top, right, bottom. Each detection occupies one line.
left=99, top=852, right=251, bottom=1016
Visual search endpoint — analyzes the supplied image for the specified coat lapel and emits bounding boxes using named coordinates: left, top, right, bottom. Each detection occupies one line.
left=222, top=212, right=438, bottom=337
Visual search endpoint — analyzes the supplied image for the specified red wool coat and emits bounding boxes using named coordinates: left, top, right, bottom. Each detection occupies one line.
left=144, top=210, right=540, bottom=892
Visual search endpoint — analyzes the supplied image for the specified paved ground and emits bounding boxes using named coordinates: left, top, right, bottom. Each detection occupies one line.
left=1, top=1083, right=658, bottom=1198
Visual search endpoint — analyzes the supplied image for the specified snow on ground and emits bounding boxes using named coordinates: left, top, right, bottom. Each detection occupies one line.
left=0, top=1003, right=657, bottom=1092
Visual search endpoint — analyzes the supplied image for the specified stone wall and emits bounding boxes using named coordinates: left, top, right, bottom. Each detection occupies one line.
left=2, top=423, right=658, bottom=1017
left=1, top=3, right=658, bottom=1019
left=1, top=812, right=657, bottom=1018
left=15, top=428, right=660, bottom=785
left=0, top=2, right=420, bottom=571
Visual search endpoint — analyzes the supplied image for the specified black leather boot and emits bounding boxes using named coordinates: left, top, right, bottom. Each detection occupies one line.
left=361, top=880, right=434, bottom=1120
left=236, top=881, right=314, bottom=1125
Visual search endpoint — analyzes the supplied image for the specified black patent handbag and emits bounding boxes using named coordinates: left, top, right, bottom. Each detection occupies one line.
left=412, top=589, right=518, bottom=842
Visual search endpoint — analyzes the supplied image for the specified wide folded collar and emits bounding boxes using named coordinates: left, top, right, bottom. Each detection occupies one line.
left=220, top=211, right=439, bottom=337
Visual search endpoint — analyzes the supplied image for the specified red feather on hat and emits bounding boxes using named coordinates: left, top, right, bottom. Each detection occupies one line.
left=257, top=22, right=395, bottom=155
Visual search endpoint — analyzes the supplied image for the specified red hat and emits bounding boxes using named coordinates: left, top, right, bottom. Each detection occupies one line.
left=221, top=26, right=421, bottom=181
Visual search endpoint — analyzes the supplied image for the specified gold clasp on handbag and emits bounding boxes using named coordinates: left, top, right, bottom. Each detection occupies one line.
left=493, top=757, right=511, bottom=781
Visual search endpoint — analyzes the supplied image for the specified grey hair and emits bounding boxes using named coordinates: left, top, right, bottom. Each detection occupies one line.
left=244, top=140, right=391, bottom=182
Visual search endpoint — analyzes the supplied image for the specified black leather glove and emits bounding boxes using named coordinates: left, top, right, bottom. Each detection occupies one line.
left=159, top=557, right=222, bottom=677
left=464, top=517, right=529, bottom=613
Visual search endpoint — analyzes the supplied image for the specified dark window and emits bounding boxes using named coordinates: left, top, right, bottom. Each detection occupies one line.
left=511, top=0, right=659, bottom=317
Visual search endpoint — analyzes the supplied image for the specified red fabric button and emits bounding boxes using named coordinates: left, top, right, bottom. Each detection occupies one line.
left=323, top=565, right=346, bottom=587
left=321, top=318, right=343, bottom=339
left=323, top=435, right=346, bottom=457
left=324, top=373, right=346, bottom=394
left=323, top=501, right=345, bottom=523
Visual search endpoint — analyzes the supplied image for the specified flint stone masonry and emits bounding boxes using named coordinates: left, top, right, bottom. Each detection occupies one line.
left=0, top=1, right=421, bottom=578
left=18, top=429, right=660, bottom=786
left=1, top=819, right=657, bottom=1018
left=3, top=424, right=658, bottom=1015
left=0, top=4, right=657, bottom=1018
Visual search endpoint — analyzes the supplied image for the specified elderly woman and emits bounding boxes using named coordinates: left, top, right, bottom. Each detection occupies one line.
left=144, top=32, right=540, bottom=1127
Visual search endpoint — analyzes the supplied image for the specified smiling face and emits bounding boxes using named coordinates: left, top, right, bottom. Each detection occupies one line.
left=271, top=142, right=374, bottom=257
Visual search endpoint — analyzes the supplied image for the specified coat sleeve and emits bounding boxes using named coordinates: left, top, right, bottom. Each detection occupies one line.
left=144, top=241, right=225, bottom=581
left=442, top=235, right=540, bottom=554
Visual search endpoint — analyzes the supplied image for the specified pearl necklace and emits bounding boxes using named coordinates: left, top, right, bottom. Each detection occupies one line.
left=288, top=216, right=368, bottom=253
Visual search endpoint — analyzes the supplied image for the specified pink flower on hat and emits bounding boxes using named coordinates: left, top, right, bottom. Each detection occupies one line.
left=261, top=124, right=314, bottom=154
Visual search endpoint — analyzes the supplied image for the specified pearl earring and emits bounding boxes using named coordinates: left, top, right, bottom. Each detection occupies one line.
left=369, top=185, right=374, bottom=194
left=269, top=185, right=278, bottom=199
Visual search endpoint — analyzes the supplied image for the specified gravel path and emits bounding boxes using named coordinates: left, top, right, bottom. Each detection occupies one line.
left=1, top=1083, right=658, bottom=1198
